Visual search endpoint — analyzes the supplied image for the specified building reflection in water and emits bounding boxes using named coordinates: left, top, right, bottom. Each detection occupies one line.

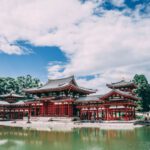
left=0, top=126, right=149, bottom=150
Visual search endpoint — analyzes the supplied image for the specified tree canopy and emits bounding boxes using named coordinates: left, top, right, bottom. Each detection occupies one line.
left=0, top=75, right=41, bottom=95
left=133, top=74, right=150, bottom=112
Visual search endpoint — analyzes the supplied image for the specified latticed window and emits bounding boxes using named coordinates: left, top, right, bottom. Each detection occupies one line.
left=68, top=92, right=73, bottom=98
left=75, top=94, right=79, bottom=98
left=41, top=93, right=45, bottom=97
left=48, top=92, right=52, bottom=96
left=52, top=92, right=57, bottom=96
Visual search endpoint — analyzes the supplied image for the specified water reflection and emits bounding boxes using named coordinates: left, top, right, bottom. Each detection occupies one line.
left=0, top=126, right=149, bottom=150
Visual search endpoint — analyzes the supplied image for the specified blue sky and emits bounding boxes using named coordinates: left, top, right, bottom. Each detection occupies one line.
left=0, top=0, right=150, bottom=93
left=0, top=42, right=67, bottom=82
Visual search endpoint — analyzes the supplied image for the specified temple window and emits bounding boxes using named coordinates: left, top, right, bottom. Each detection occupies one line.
left=52, top=92, right=57, bottom=97
left=48, top=92, right=52, bottom=96
left=41, top=93, right=45, bottom=97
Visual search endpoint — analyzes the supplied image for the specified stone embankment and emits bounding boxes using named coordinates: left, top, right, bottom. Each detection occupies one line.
left=0, top=117, right=143, bottom=131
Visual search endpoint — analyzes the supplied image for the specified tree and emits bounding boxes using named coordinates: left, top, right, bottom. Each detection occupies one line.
left=133, top=74, right=150, bottom=112
left=0, top=75, right=41, bottom=95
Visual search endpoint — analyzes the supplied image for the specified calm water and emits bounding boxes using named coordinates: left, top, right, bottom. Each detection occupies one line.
left=0, top=126, right=149, bottom=150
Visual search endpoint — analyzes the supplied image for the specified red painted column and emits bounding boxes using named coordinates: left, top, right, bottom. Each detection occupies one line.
left=88, top=108, right=90, bottom=120
left=60, top=104, right=62, bottom=116
left=79, top=108, right=82, bottom=120
left=68, top=103, right=70, bottom=117
left=125, top=106, right=128, bottom=121
left=53, top=103, right=56, bottom=116
left=96, top=107, right=99, bottom=120
left=22, top=107, right=25, bottom=119
left=41, top=103, right=44, bottom=116
left=106, top=107, right=109, bottom=121
left=61, top=103, right=64, bottom=116
left=14, top=109, right=15, bottom=120
left=51, top=103, right=53, bottom=116
left=10, top=109, right=12, bottom=120
left=27, top=104, right=31, bottom=123
left=18, top=108, right=20, bottom=119
left=3, top=107, right=5, bottom=120
left=69, top=104, right=72, bottom=117
left=105, top=108, right=107, bottom=120
left=35, top=103, right=37, bottom=116
left=115, top=110, right=117, bottom=120
left=107, top=108, right=109, bottom=121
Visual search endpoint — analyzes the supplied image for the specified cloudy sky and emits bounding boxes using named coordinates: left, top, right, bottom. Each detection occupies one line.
left=0, top=0, right=150, bottom=93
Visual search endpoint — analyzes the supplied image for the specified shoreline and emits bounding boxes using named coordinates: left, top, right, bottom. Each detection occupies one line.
left=0, top=118, right=143, bottom=131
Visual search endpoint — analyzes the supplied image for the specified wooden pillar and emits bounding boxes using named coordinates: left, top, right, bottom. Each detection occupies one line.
left=27, top=104, right=31, bottom=123
left=10, top=108, right=12, bottom=120
left=41, top=103, right=44, bottom=116
left=61, top=103, right=64, bottom=116
left=35, top=103, right=37, bottom=116
left=23, top=108, right=25, bottom=118
left=88, top=108, right=90, bottom=120
left=18, top=108, right=20, bottom=119
left=3, top=106, right=5, bottom=120
left=11, top=108, right=14, bottom=120
left=119, top=111, right=121, bottom=120
left=53, top=103, right=56, bottom=116
left=132, top=107, right=134, bottom=119
left=14, top=109, right=15, bottom=120
left=51, top=103, right=54, bottom=116
left=67, top=103, right=70, bottom=117
left=96, top=107, right=99, bottom=120
left=105, top=107, right=108, bottom=121
left=79, top=108, right=82, bottom=120
left=107, top=109, right=109, bottom=121
left=70, top=104, right=72, bottom=117
left=125, top=106, right=128, bottom=121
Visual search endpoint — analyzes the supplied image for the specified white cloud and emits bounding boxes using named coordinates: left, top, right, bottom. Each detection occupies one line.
left=0, top=0, right=150, bottom=93
left=0, top=37, right=29, bottom=55
left=111, top=0, right=125, bottom=7
left=48, top=61, right=67, bottom=79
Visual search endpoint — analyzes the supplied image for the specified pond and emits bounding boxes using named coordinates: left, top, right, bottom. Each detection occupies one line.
left=0, top=126, right=149, bottom=150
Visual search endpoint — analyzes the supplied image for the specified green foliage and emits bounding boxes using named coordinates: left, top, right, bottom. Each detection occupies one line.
left=133, top=74, right=150, bottom=112
left=0, top=75, right=41, bottom=95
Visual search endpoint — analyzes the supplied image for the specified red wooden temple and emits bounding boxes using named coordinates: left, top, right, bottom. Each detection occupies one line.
left=0, top=92, right=28, bottom=120
left=0, top=76, right=140, bottom=121
left=24, top=76, right=96, bottom=118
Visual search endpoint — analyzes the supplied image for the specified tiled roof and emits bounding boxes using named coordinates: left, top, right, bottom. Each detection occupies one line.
left=24, top=75, right=96, bottom=94
left=0, top=101, right=10, bottom=105
left=106, top=80, right=136, bottom=88
left=76, top=95, right=103, bottom=102
left=0, top=100, right=26, bottom=106
left=0, top=93, right=24, bottom=98
left=100, top=89, right=140, bottom=101
left=11, top=101, right=25, bottom=105
left=41, top=75, right=77, bottom=89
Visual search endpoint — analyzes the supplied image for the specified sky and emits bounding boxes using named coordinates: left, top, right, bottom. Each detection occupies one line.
left=0, top=0, right=150, bottom=94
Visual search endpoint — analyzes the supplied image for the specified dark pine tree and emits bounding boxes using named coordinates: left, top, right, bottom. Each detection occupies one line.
left=133, top=74, right=150, bottom=112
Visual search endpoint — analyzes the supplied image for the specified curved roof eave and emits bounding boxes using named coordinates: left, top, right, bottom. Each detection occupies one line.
left=100, top=90, right=139, bottom=101
left=24, top=83, right=96, bottom=94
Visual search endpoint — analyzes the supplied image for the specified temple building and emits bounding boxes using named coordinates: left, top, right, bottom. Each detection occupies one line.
left=0, top=92, right=27, bottom=120
left=24, top=76, right=97, bottom=117
left=0, top=76, right=140, bottom=121
left=100, top=80, right=139, bottom=120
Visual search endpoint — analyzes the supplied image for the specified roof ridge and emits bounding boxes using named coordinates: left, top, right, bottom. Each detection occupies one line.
left=78, top=85, right=97, bottom=92
left=48, top=75, right=74, bottom=81
left=114, top=89, right=139, bottom=99
left=44, top=75, right=75, bottom=86
left=111, top=80, right=132, bottom=84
